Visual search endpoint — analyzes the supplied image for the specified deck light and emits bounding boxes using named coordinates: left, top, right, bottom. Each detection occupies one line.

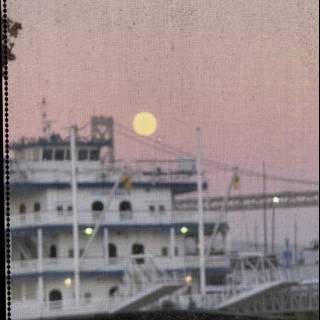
left=185, top=275, right=193, bottom=284
left=84, top=227, right=93, bottom=236
left=64, top=278, right=72, bottom=287
left=272, top=196, right=280, bottom=204
left=180, top=226, right=189, bottom=234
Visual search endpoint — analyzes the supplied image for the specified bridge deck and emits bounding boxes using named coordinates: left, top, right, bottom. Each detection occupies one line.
left=175, top=190, right=319, bottom=211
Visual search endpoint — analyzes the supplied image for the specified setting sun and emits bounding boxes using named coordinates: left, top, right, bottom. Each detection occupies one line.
left=133, top=112, right=157, bottom=136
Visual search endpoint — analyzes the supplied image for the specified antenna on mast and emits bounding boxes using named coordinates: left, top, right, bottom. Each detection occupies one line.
left=40, top=97, right=52, bottom=139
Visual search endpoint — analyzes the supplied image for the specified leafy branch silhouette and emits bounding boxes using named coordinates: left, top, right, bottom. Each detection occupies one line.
left=1, top=16, right=22, bottom=74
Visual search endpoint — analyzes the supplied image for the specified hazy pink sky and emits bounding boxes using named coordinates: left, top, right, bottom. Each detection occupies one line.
left=8, top=0, right=319, bottom=243
left=9, top=0, right=318, bottom=179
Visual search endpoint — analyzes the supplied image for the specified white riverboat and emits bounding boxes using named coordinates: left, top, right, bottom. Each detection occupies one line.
left=9, top=116, right=319, bottom=320
left=10, top=116, right=231, bottom=319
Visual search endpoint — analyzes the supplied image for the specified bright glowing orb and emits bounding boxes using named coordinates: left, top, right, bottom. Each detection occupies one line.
left=180, top=226, right=189, bottom=234
left=84, top=227, right=93, bottom=235
left=64, top=278, right=72, bottom=287
left=184, top=275, right=193, bottom=284
left=133, top=112, right=157, bottom=136
left=272, top=196, right=280, bottom=204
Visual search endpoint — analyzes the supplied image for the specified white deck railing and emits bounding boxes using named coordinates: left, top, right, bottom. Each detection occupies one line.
left=11, top=297, right=120, bottom=320
left=12, top=255, right=230, bottom=275
left=12, top=282, right=319, bottom=320
left=11, top=254, right=186, bottom=320
left=10, top=159, right=197, bottom=184
left=11, top=209, right=225, bottom=228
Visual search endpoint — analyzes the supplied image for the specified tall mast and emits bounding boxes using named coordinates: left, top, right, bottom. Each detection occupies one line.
left=254, top=221, right=259, bottom=251
left=262, top=161, right=268, bottom=255
left=196, top=127, right=206, bottom=295
left=271, top=206, right=276, bottom=254
left=70, top=126, right=80, bottom=304
left=294, top=215, right=298, bottom=265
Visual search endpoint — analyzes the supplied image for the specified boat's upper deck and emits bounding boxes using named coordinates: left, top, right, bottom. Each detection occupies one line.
left=10, top=157, right=201, bottom=194
left=10, top=116, right=203, bottom=194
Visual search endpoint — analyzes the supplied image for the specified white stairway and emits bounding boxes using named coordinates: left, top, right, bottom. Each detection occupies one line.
left=109, top=255, right=185, bottom=313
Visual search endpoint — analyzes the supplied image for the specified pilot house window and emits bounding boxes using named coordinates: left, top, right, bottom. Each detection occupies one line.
left=89, top=150, right=99, bottom=160
left=78, top=149, right=88, bottom=161
left=54, top=149, right=64, bottom=161
left=42, top=149, right=53, bottom=160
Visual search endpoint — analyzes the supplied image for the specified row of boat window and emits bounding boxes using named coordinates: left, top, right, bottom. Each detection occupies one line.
left=42, top=148, right=100, bottom=161
left=18, top=201, right=166, bottom=214
left=45, top=244, right=116, bottom=259
left=19, top=203, right=40, bottom=213
left=48, top=287, right=117, bottom=305
left=43, top=243, right=177, bottom=259
left=67, top=246, right=117, bottom=258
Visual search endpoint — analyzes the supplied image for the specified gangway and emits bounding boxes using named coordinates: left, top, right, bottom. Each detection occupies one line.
left=109, top=255, right=185, bottom=313
left=214, top=255, right=319, bottom=318
left=155, top=255, right=319, bottom=319
left=111, top=284, right=185, bottom=313
left=214, top=280, right=296, bottom=310
left=210, top=255, right=298, bottom=310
